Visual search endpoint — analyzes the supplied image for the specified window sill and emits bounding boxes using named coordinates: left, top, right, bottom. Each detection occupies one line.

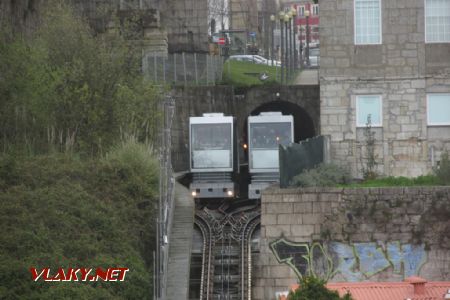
left=356, top=125, right=383, bottom=128
left=425, top=41, right=450, bottom=44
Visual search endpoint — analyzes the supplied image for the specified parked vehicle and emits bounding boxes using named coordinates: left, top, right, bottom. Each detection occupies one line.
left=308, top=48, right=320, bottom=67
left=228, top=55, right=281, bottom=66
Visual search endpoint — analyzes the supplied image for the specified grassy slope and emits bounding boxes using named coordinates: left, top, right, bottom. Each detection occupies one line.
left=339, top=175, right=444, bottom=188
left=0, top=142, right=158, bottom=299
left=222, top=60, right=281, bottom=87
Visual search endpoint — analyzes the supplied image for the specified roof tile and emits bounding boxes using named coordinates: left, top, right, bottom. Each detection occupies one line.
left=277, top=280, right=450, bottom=300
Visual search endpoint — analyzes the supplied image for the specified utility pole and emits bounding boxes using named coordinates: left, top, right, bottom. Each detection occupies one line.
left=263, top=0, right=269, bottom=57
left=305, top=8, right=310, bottom=67
left=291, top=7, right=297, bottom=71
left=284, top=13, right=289, bottom=83
left=270, top=14, right=275, bottom=66
left=279, top=11, right=284, bottom=84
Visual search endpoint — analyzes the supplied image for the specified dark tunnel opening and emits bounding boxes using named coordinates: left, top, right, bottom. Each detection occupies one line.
left=246, top=100, right=316, bottom=143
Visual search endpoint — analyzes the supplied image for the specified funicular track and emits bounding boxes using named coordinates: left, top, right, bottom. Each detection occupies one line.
left=193, top=199, right=260, bottom=300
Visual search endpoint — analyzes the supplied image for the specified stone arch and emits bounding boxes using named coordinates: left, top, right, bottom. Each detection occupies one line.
left=247, top=100, right=316, bottom=143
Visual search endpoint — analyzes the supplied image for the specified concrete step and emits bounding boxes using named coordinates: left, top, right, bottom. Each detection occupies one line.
left=166, top=183, right=195, bottom=300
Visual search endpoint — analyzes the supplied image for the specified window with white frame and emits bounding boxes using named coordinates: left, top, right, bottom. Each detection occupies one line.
left=356, top=95, right=382, bottom=127
left=427, top=94, right=450, bottom=125
left=354, top=0, right=381, bottom=44
left=425, top=0, right=450, bottom=42
left=298, top=6, right=305, bottom=17
left=312, top=4, right=319, bottom=16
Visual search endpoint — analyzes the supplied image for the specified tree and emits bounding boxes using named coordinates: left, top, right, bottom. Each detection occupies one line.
left=287, top=276, right=353, bottom=300
left=0, top=0, right=160, bottom=155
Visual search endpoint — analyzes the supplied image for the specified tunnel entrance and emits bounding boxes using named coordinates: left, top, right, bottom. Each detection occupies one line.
left=246, top=100, right=316, bottom=143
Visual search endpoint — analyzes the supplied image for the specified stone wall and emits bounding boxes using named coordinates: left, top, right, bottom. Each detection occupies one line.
left=0, top=0, right=43, bottom=35
left=253, top=186, right=450, bottom=299
left=319, top=0, right=450, bottom=178
left=159, top=0, right=209, bottom=53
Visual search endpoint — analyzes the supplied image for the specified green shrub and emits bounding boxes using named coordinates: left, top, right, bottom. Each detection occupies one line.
left=287, top=276, right=353, bottom=300
left=0, top=1, right=160, bottom=155
left=291, top=163, right=351, bottom=187
left=344, top=175, right=442, bottom=187
left=435, top=151, right=450, bottom=185
left=0, top=143, right=158, bottom=299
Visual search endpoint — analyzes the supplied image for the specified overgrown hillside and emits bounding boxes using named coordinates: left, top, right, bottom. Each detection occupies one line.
left=0, top=141, right=158, bottom=299
left=0, top=1, right=160, bottom=155
left=0, top=2, right=161, bottom=299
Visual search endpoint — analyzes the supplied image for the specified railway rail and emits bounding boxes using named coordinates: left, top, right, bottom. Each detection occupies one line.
left=191, top=198, right=260, bottom=300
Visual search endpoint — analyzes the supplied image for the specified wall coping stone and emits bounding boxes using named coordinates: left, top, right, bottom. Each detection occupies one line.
left=263, top=186, right=450, bottom=196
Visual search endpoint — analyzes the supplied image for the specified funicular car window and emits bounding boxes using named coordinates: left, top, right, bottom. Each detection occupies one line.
left=192, top=124, right=231, bottom=151
left=191, top=123, right=232, bottom=169
left=250, top=122, right=291, bottom=149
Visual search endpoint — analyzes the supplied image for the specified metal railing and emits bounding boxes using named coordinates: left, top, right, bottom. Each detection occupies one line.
left=154, top=94, right=175, bottom=300
left=143, top=53, right=224, bottom=86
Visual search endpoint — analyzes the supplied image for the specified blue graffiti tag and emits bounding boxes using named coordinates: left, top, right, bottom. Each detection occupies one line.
left=353, top=243, right=390, bottom=277
left=387, top=242, right=427, bottom=277
left=402, top=244, right=426, bottom=277
left=270, top=239, right=427, bottom=281
left=329, top=242, right=363, bottom=281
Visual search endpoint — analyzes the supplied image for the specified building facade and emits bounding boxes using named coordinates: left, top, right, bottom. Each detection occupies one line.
left=295, top=1, right=319, bottom=46
left=320, top=0, right=450, bottom=177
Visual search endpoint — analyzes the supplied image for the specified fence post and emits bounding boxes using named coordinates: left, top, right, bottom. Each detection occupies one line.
left=275, top=64, right=278, bottom=82
left=220, top=56, right=224, bottom=82
left=194, top=53, right=198, bottom=85
left=212, top=55, right=216, bottom=85
left=154, top=54, right=157, bottom=83
left=142, top=50, right=148, bottom=79
left=206, top=55, right=209, bottom=86
left=182, top=52, right=187, bottom=86
left=163, top=56, right=166, bottom=84
left=174, top=53, right=177, bottom=84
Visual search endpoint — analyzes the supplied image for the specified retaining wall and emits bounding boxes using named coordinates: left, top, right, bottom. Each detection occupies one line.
left=253, top=186, right=450, bottom=299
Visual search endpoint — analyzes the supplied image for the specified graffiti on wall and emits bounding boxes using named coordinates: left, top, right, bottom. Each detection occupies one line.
left=270, top=238, right=427, bottom=281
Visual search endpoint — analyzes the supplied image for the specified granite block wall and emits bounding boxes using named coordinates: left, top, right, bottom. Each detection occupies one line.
left=319, top=0, right=450, bottom=178
left=253, top=186, right=450, bottom=299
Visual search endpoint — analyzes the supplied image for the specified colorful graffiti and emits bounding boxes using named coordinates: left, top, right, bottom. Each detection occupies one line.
left=270, top=238, right=427, bottom=281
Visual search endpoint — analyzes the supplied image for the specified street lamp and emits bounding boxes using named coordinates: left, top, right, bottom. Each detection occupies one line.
left=270, top=14, right=276, bottom=66
left=305, top=9, right=310, bottom=67
left=284, top=13, right=290, bottom=82
left=299, top=26, right=303, bottom=67
left=279, top=11, right=285, bottom=84
left=287, top=11, right=293, bottom=80
left=291, top=7, right=298, bottom=71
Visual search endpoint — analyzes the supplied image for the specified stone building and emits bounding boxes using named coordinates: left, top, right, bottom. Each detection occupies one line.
left=73, top=0, right=207, bottom=53
left=0, top=0, right=43, bottom=35
left=158, top=0, right=209, bottom=53
left=319, top=0, right=450, bottom=177
left=230, top=0, right=259, bottom=32
left=294, top=1, right=319, bottom=46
